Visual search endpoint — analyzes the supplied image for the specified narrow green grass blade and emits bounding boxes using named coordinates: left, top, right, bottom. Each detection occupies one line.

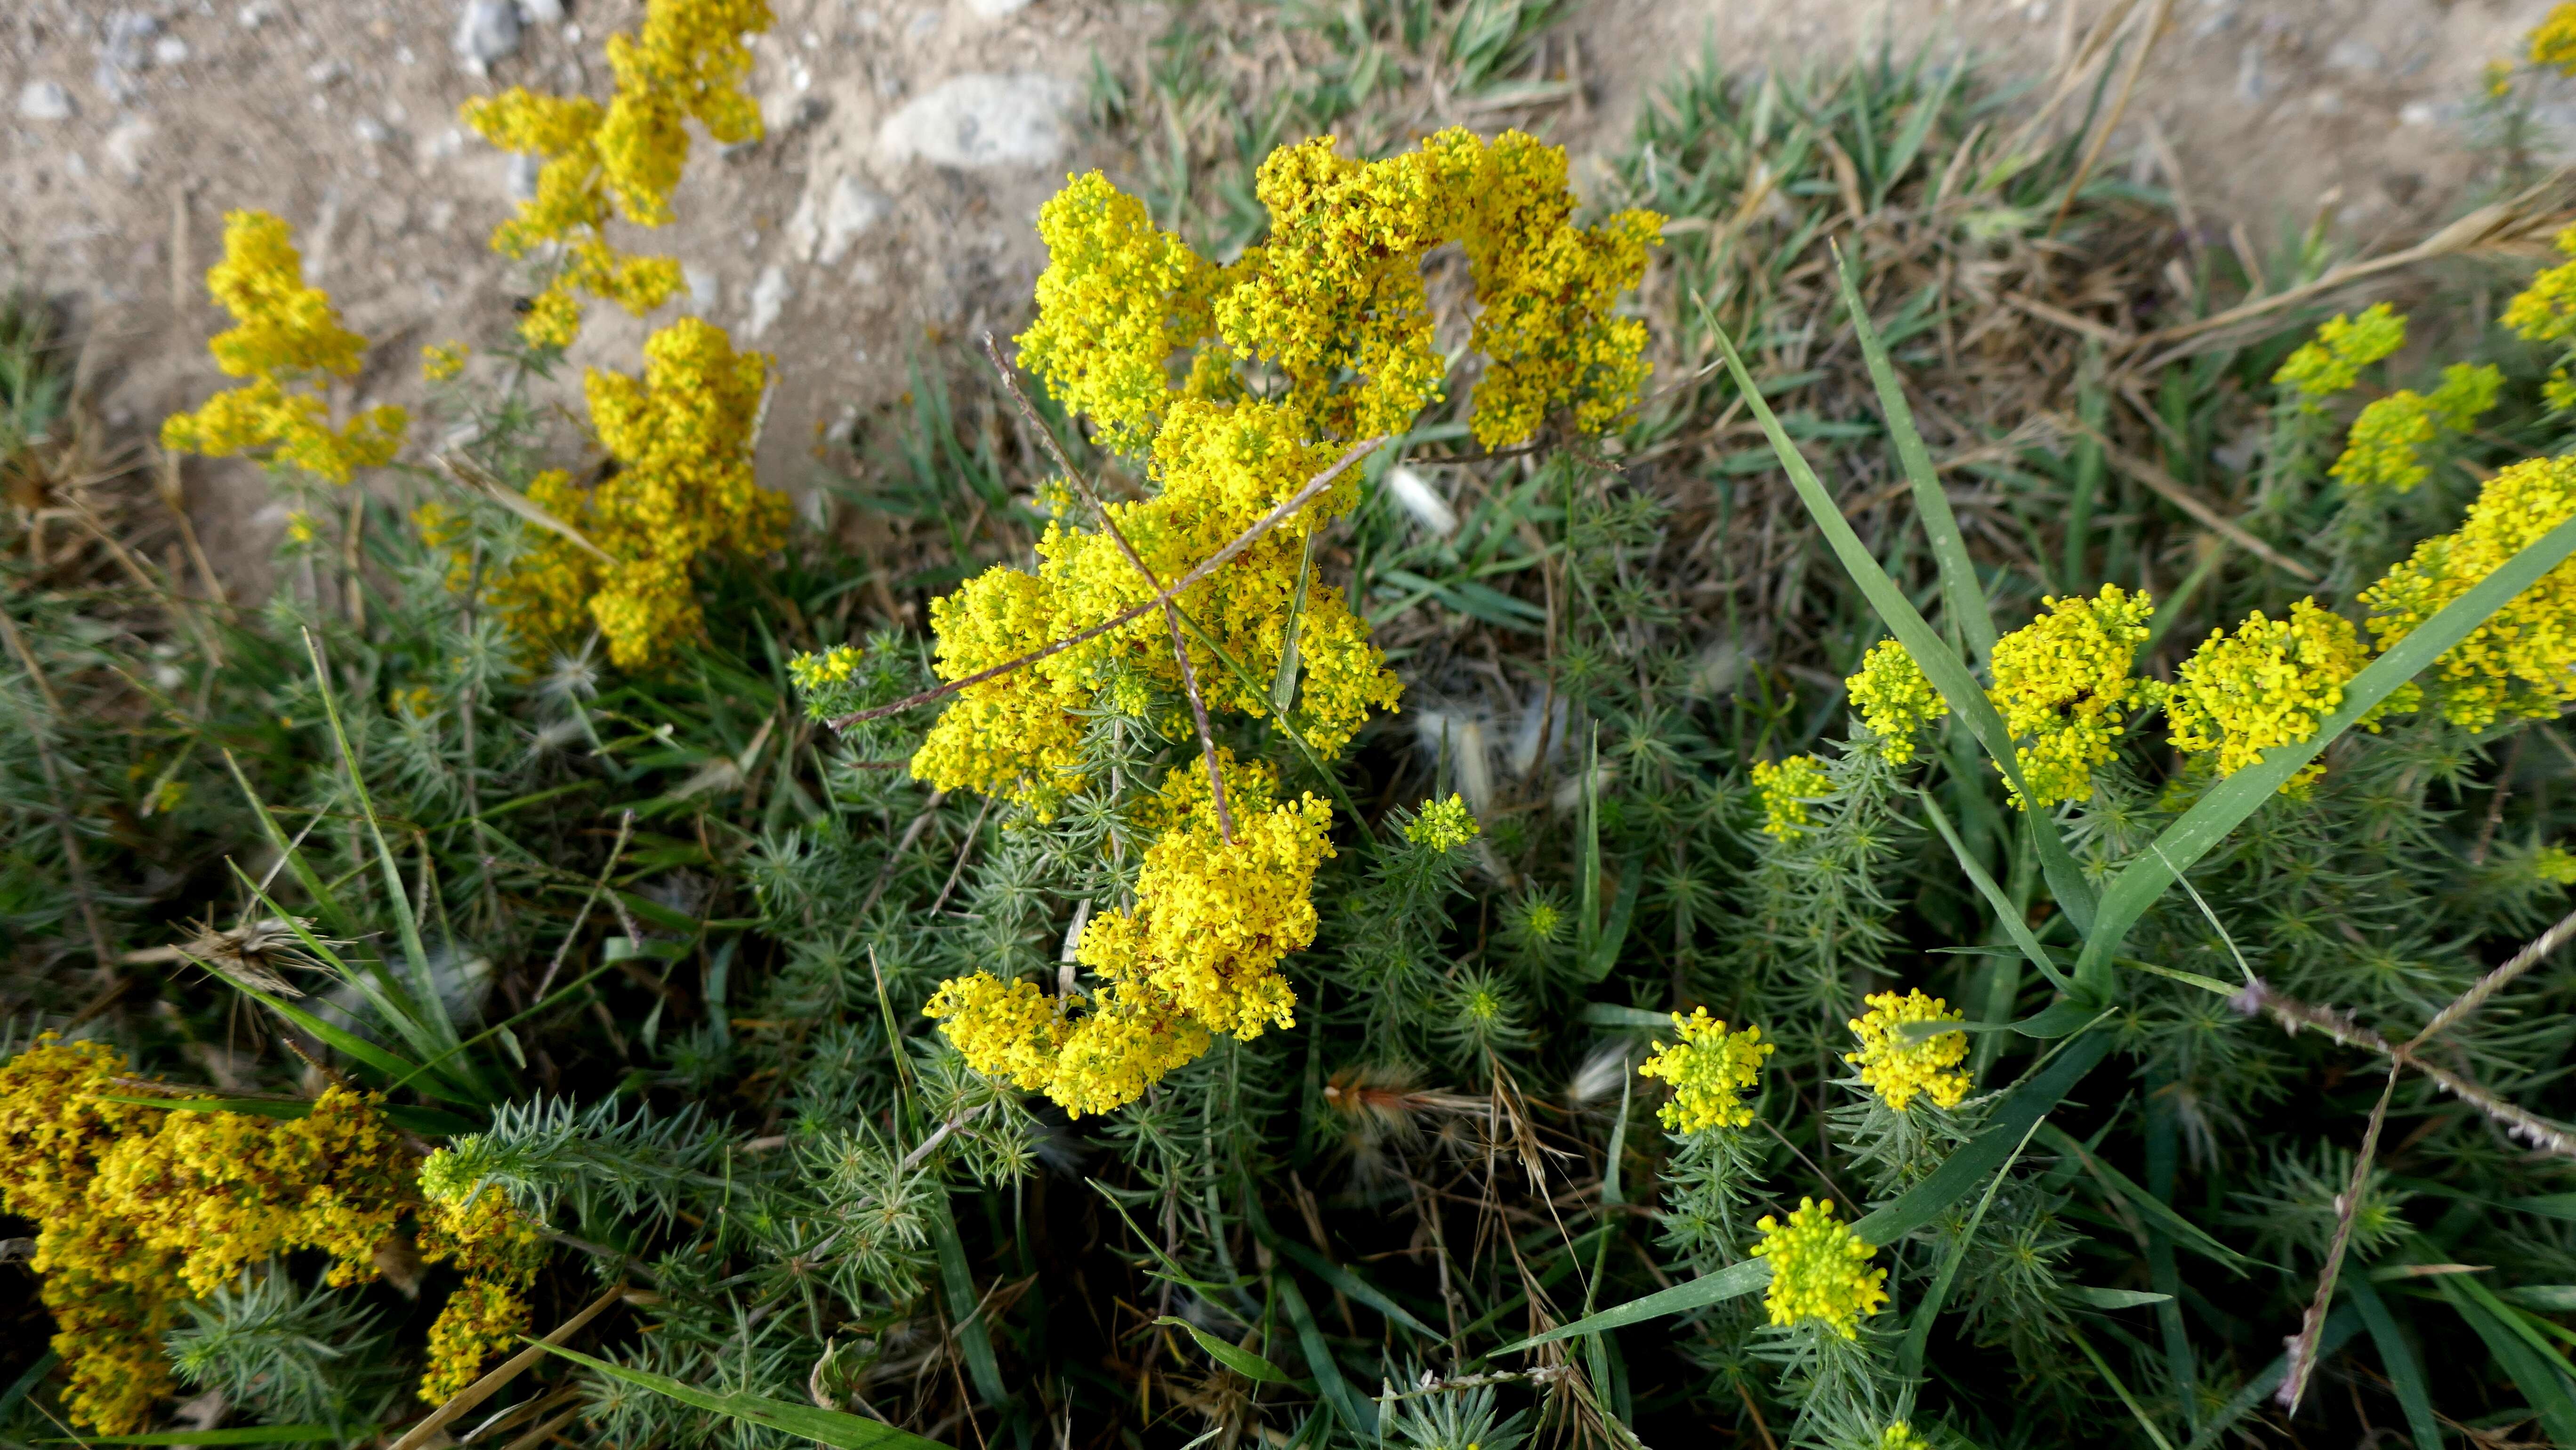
left=535, top=1343, right=944, bottom=1449
left=1267, top=1238, right=1441, bottom=1340
left=2068, top=1323, right=2179, bottom=1450
left=1271, top=528, right=1315, bottom=716
left=1834, top=246, right=1996, bottom=664
left=299, top=630, right=465, bottom=1060
left=224, top=861, right=470, bottom=1093
left=1851, top=1027, right=2112, bottom=1246
left=2036, top=1125, right=2257, bottom=1272
left=221, top=749, right=357, bottom=941
left=1900, top=1117, right=2042, bottom=1380
left=1156, top=1317, right=1299, bottom=1386
left=1276, top=1274, right=1375, bottom=1436
left=182, top=935, right=476, bottom=1108
left=1, top=1352, right=58, bottom=1426
left=1919, top=790, right=2070, bottom=993
left=2346, top=1274, right=2442, bottom=1449
left=2072, top=509, right=2576, bottom=983
left=1703, top=310, right=2098, bottom=935
left=2437, top=1273, right=2576, bottom=1446
left=927, top=1191, right=1007, bottom=1404
left=1489, top=1257, right=1771, bottom=1354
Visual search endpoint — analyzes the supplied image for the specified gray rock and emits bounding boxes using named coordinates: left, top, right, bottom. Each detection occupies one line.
left=518, top=0, right=567, bottom=24
left=746, top=265, right=790, bottom=338
left=877, top=72, right=1076, bottom=169
left=2325, top=39, right=2383, bottom=75
left=2236, top=42, right=2263, bottom=104
left=354, top=116, right=391, bottom=144
left=684, top=264, right=719, bottom=316
left=153, top=36, right=190, bottom=65
left=507, top=152, right=541, bottom=200
left=818, top=175, right=890, bottom=263
left=962, top=0, right=1035, bottom=18
left=104, top=115, right=154, bottom=177
left=97, top=11, right=159, bottom=101
left=17, top=81, right=74, bottom=122
left=454, top=0, right=522, bottom=68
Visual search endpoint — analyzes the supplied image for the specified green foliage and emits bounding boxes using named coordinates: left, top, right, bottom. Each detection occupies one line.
left=17, top=16, right=2576, bottom=1450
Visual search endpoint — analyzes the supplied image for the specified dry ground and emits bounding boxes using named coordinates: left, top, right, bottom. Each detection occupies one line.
left=0, top=0, right=2559, bottom=584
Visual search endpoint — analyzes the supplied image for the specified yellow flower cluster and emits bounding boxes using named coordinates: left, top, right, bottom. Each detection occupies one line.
left=2331, top=364, right=2503, bottom=492
left=423, top=340, right=471, bottom=383
left=2272, top=304, right=2406, bottom=402
left=2537, top=844, right=2576, bottom=885
left=485, top=318, right=789, bottom=669
left=1012, top=173, right=1227, bottom=450
left=1752, top=754, right=1831, bottom=839
left=2533, top=4, right=2576, bottom=74
left=930, top=787, right=1336, bottom=1116
left=910, top=398, right=1398, bottom=811
left=1637, top=1007, right=1774, bottom=1133
left=160, top=211, right=407, bottom=485
left=2509, top=227, right=2576, bottom=346
left=2166, top=599, right=2416, bottom=789
left=461, top=0, right=769, bottom=348
left=1405, top=793, right=1481, bottom=853
left=1877, top=1423, right=1935, bottom=1450
left=1986, top=585, right=2159, bottom=810
left=1751, top=1197, right=1887, bottom=1338
left=787, top=642, right=864, bottom=693
left=412, top=1164, right=549, bottom=1402
left=2360, top=451, right=2576, bottom=728
left=0, top=1040, right=419, bottom=1431
left=1846, top=639, right=1947, bottom=763
left=1843, top=989, right=1971, bottom=1112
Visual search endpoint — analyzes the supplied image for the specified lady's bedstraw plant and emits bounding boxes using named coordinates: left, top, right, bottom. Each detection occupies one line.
left=804, top=128, right=1661, bottom=1118
left=159, top=210, right=407, bottom=484
left=461, top=0, right=770, bottom=350
left=0, top=1039, right=541, bottom=1434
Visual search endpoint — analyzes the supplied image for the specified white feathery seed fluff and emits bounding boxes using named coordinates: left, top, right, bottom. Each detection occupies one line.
left=1383, top=464, right=1457, bottom=538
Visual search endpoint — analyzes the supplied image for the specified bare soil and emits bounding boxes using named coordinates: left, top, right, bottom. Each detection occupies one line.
left=0, top=0, right=2559, bottom=580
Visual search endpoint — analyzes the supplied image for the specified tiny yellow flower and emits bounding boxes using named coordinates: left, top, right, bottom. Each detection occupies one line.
left=2167, top=598, right=2415, bottom=789
left=924, top=974, right=1073, bottom=1092
left=1846, top=639, right=1947, bottom=763
left=2361, top=451, right=2576, bottom=728
left=1637, top=1007, right=1774, bottom=1133
left=2507, top=228, right=2576, bottom=345
left=1844, top=989, right=1971, bottom=1112
left=422, top=339, right=470, bottom=382
left=1986, top=585, right=2159, bottom=810
left=1751, top=1197, right=1887, bottom=1337
left=2535, top=845, right=2576, bottom=886
left=1752, top=754, right=1831, bottom=839
left=1877, top=1422, right=1935, bottom=1450
left=2272, top=303, right=2406, bottom=402
left=284, top=511, right=320, bottom=547
left=1405, top=793, right=1480, bottom=853
left=2530, top=5, right=2576, bottom=72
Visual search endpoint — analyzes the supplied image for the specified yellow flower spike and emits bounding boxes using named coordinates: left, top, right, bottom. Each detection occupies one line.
left=463, top=0, right=770, bottom=349
left=1751, top=1197, right=1888, bottom=1337
left=924, top=973, right=1076, bottom=1091
left=1846, top=639, right=1948, bottom=764
left=1077, top=794, right=1336, bottom=1041
left=2360, top=451, right=2576, bottom=728
left=1405, top=794, right=1480, bottom=853
left=1844, top=989, right=1971, bottom=1112
left=417, top=1279, right=529, bottom=1404
left=422, top=340, right=470, bottom=382
left=473, top=318, right=788, bottom=670
left=1636, top=1007, right=1774, bottom=1133
left=2271, top=303, right=2406, bottom=402
left=1986, top=584, right=2159, bottom=810
left=1751, top=755, right=1831, bottom=840
left=2167, top=599, right=2416, bottom=789
left=161, top=212, right=406, bottom=485
left=2532, top=3, right=2576, bottom=72
left=0, top=1037, right=463, bottom=1433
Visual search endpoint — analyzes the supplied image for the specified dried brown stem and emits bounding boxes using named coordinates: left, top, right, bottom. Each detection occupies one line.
left=978, top=333, right=1237, bottom=842
left=2278, top=1068, right=2396, bottom=1413
left=2406, top=906, right=2576, bottom=1053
